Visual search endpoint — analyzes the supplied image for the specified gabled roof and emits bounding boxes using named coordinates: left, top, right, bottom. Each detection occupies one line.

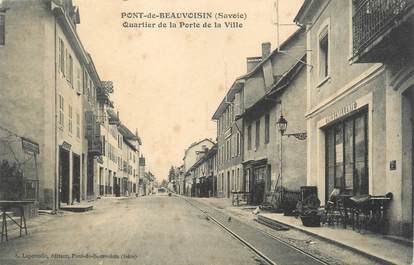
left=237, top=54, right=306, bottom=119
left=294, top=0, right=327, bottom=26
left=212, top=28, right=305, bottom=120
left=187, top=144, right=217, bottom=173
left=183, top=138, right=215, bottom=158
left=118, top=123, right=138, bottom=141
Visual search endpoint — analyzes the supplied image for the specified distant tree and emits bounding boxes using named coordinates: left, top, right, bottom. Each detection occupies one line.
left=161, top=179, right=169, bottom=188
left=168, top=166, right=175, bottom=182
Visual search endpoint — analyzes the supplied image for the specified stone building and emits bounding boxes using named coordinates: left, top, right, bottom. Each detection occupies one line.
left=295, top=0, right=413, bottom=237
left=0, top=0, right=144, bottom=210
left=188, top=144, right=217, bottom=197
left=182, top=139, right=214, bottom=196
left=212, top=79, right=244, bottom=199
left=239, top=29, right=308, bottom=206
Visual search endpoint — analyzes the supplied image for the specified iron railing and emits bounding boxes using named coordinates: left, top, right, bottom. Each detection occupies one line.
left=352, top=0, right=413, bottom=56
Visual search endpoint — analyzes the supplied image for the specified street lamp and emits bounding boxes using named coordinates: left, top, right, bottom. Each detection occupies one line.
left=275, top=114, right=307, bottom=211
left=276, top=115, right=307, bottom=140
left=276, top=115, right=288, bottom=135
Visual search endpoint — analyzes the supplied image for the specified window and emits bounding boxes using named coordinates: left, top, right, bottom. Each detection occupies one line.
left=0, top=14, right=5, bottom=45
left=76, top=113, right=80, bottom=138
left=255, top=120, right=260, bottom=148
left=59, top=39, right=65, bottom=75
left=83, top=69, right=88, bottom=95
left=236, top=132, right=240, bottom=155
left=319, top=26, right=329, bottom=81
left=325, top=110, right=368, bottom=199
left=76, top=67, right=81, bottom=94
left=58, top=95, right=64, bottom=128
left=265, top=114, right=270, bottom=144
left=247, top=125, right=252, bottom=150
left=68, top=105, right=73, bottom=134
left=68, top=54, right=73, bottom=85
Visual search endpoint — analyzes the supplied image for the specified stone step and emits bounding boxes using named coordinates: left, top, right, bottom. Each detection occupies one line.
left=60, top=205, right=93, bottom=212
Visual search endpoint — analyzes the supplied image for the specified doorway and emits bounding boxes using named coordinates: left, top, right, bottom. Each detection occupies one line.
left=72, top=153, right=80, bottom=204
left=227, top=172, right=230, bottom=198
left=59, top=147, right=70, bottom=205
left=402, top=86, right=413, bottom=236
left=252, top=166, right=266, bottom=205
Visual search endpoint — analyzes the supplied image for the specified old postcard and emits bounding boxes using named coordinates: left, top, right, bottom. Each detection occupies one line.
left=0, top=0, right=413, bottom=264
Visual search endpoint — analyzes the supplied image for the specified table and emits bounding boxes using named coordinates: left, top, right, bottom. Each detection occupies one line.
left=350, top=195, right=392, bottom=233
left=231, top=191, right=251, bottom=206
left=0, top=200, right=35, bottom=242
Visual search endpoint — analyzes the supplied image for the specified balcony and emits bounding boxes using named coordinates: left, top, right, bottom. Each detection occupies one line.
left=352, top=0, right=414, bottom=63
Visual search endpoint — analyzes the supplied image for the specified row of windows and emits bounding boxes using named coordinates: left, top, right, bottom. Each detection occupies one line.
left=247, top=114, right=270, bottom=150
left=218, top=132, right=241, bottom=165
left=58, top=95, right=81, bottom=139
left=218, top=168, right=243, bottom=195
left=59, top=37, right=96, bottom=102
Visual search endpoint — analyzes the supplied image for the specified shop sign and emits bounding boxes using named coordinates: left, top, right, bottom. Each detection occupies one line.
left=324, top=102, right=358, bottom=124
left=21, top=137, right=40, bottom=154
left=61, top=141, right=72, bottom=151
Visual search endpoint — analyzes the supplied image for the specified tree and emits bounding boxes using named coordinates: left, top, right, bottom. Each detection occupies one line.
left=168, top=166, right=175, bottom=182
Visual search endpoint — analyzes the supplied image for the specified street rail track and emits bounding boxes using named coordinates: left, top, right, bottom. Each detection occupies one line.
left=182, top=196, right=330, bottom=265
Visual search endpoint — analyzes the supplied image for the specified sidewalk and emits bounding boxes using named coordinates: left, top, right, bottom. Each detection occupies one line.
left=258, top=212, right=413, bottom=265
left=194, top=197, right=413, bottom=265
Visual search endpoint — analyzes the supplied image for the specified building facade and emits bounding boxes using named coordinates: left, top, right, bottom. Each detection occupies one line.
left=0, top=0, right=144, bottom=210
left=182, top=138, right=215, bottom=196
left=188, top=144, right=217, bottom=197
left=295, top=0, right=413, bottom=237
left=212, top=80, right=244, bottom=199
left=240, top=30, right=308, bottom=206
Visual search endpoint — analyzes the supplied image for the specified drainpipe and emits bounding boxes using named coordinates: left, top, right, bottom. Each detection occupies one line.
left=54, top=16, right=59, bottom=211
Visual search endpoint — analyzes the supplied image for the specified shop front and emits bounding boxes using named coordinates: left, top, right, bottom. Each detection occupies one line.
left=243, top=159, right=271, bottom=205
left=307, top=72, right=412, bottom=235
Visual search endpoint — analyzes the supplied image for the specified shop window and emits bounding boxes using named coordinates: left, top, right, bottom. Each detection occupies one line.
left=325, top=110, right=368, bottom=198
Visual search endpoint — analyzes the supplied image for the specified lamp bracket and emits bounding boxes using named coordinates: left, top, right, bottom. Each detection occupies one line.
left=284, top=132, right=307, bottom=140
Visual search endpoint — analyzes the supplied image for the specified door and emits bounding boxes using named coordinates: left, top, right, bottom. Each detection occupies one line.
left=59, top=148, right=70, bottom=205
left=72, top=154, right=81, bottom=203
left=227, top=172, right=230, bottom=198
left=252, top=166, right=266, bottom=205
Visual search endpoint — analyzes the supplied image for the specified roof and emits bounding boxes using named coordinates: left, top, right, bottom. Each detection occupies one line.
left=211, top=79, right=245, bottom=120
left=118, top=123, right=138, bottom=141
left=187, top=144, right=218, bottom=173
left=211, top=28, right=305, bottom=120
left=294, top=0, right=327, bottom=26
left=237, top=54, right=306, bottom=120
left=294, top=0, right=313, bottom=25
left=183, top=138, right=215, bottom=158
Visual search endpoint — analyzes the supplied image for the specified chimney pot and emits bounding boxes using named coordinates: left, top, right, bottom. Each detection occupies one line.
left=262, top=42, right=271, bottom=59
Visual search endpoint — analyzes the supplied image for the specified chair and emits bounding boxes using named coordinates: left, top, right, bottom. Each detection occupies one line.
left=322, top=188, right=345, bottom=226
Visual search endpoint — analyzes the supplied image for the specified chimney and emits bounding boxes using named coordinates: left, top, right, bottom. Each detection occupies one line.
left=262, top=42, right=271, bottom=59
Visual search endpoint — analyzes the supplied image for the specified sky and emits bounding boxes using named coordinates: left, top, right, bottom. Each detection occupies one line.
left=74, top=0, right=304, bottom=181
